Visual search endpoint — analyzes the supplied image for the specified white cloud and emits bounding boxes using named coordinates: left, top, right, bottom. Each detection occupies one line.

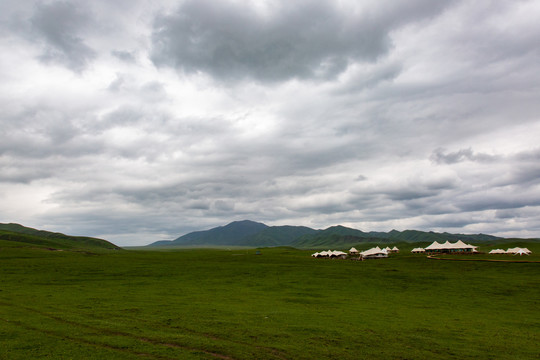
left=1, top=0, right=539, bottom=245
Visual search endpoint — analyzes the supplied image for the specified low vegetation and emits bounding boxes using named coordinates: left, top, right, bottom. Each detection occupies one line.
left=0, top=223, right=120, bottom=251
left=1, top=241, right=539, bottom=359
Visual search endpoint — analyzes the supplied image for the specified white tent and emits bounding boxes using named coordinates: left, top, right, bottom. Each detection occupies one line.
left=392, top=246, right=399, bottom=252
left=521, top=248, right=532, bottom=254
left=425, top=240, right=476, bottom=253
left=349, top=247, right=359, bottom=255
left=453, top=240, right=473, bottom=249
left=311, top=252, right=319, bottom=257
left=331, top=250, right=347, bottom=257
left=452, top=240, right=476, bottom=252
left=411, top=247, right=425, bottom=253
left=506, top=247, right=531, bottom=255
left=425, top=241, right=443, bottom=251
left=489, top=249, right=506, bottom=254
left=514, top=249, right=530, bottom=256
left=360, top=246, right=388, bottom=259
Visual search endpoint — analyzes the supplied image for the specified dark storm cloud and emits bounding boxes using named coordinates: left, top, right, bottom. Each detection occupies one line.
left=495, top=209, right=520, bottom=219
left=431, top=147, right=540, bottom=189
left=431, top=148, right=500, bottom=164
left=111, top=50, right=137, bottom=63
left=0, top=108, right=96, bottom=159
left=2, top=0, right=540, bottom=244
left=514, top=148, right=540, bottom=161
left=335, top=61, right=403, bottom=94
left=491, top=164, right=540, bottom=189
left=456, top=193, right=540, bottom=213
left=29, top=2, right=96, bottom=72
left=0, top=162, right=55, bottom=184
left=345, top=176, right=461, bottom=221
left=151, top=0, right=453, bottom=82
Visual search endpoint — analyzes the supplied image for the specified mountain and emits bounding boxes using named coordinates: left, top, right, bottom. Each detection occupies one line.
left=292, top=229, right=502, bottom=248
left=0, top=223, right=120, bottom=250
left=149, top=220, right=316, bottom=247
left=235, top=225, right=317, bottom=247
left=149, top=220, right=512, bottom=248
left=159, top=220, right=269, bottom=246
left=291, top=225, right=374, bottom=248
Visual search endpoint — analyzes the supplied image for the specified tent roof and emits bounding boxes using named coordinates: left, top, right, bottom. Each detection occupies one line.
left=450, top=241, right=475, bottom=249
left=453, top=240, right=468, bottom=247
left=427, top=240, right=476, bottom=250
left=360, top=247, right=387, bottom=256
left=425, top=241, right=442, bottom=250
left=507, top=247, right=531, bottom=254
left=392, top=246, right=399, bottom=250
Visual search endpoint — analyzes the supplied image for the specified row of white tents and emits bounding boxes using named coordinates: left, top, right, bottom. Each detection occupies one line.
left=410, top=242, right=533, bottom=256
left=489, top=247, right=532, bottom=256
left=313, top=243, right=533, bottom=258
left=350, top=246, right=399, bottom=255
left=311, top=250, right=348, bottom=258
left=410, top=240, right=478, bottom=253
left=312, top=246, right=399, bottom=259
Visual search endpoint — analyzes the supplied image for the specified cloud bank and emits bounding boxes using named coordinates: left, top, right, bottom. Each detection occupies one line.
left=1, top=0, right=540, bottom=245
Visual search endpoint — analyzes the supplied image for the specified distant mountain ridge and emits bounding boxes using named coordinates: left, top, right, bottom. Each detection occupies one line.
left=169, top=220, right=269, bottom=246
left=0, top=223, right=120, bottom=250
left=148, top=220, right=515, bottom=248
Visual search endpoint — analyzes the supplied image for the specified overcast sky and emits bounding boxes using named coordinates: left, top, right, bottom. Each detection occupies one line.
left=1, top=0, right=540, bottom=246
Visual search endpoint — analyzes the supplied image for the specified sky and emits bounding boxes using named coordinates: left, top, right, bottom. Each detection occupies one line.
left=1, top=0, right=540, bottom=246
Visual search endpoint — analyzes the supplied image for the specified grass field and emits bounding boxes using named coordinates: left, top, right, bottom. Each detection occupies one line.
left=1, top=243, right=539, bottom=359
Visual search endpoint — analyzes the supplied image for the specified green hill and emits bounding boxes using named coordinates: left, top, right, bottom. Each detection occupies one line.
left=292, top=229, right=503, bottom=249
left=148, top=219, right=535, bottom=248
left=0, top=223, right=120, bottom=251
left=151, top=220, right=269, bottom=247
left=149, top=221, right=316, bottom=247
left=235, top=225, right=317, bottom=247
left=292, top=225, right=373, bottom=248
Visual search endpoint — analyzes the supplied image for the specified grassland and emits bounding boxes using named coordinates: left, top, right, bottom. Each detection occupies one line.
left=1, top=242, right=539, bottom=359
left=0, top=223, right=120, bottom=251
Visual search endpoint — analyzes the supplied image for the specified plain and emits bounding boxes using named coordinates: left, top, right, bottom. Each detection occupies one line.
left=0, top=243, right=539, bottom=359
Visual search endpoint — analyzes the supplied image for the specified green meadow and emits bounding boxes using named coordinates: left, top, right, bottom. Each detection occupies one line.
left=1, top=243, right=539, bottom=359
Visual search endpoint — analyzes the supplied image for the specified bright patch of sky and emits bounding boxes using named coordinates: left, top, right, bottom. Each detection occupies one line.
left=1, top=0, right=539, bottom=245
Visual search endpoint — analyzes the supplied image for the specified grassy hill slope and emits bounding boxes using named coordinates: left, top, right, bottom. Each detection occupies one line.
left=157, top=220, right=269, bottom=247
left=235, top=225, right=317, bottom=246
left=0, top=223, right=120, bottom=250
left=293, top=228, right=505, bottom=248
